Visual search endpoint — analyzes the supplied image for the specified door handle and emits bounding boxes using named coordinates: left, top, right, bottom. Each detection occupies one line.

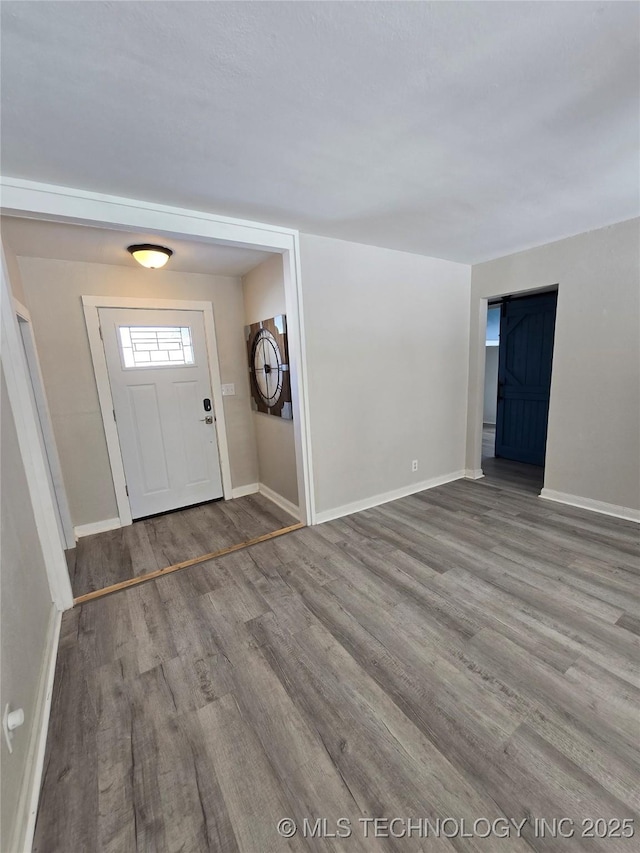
left=200, top=415, right=214, bottom=424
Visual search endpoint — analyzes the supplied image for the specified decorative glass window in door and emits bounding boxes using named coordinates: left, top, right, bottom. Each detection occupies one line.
left=118, top=326, right=195, bottom=368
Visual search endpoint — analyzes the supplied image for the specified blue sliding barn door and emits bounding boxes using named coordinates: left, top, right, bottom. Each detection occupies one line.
left=495, top=292, right=557, bottom=466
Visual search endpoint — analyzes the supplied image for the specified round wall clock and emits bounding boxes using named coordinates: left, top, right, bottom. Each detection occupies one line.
left=245, top=315, right=293, bottom=419
left=252, top=328, right=284, bottom=407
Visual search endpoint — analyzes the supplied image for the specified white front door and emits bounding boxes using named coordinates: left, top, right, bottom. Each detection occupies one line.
left=99, top=307, right=223, bottom=519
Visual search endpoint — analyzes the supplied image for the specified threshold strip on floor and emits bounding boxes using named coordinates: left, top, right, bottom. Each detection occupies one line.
left=73, top=522, right=305, bottom=606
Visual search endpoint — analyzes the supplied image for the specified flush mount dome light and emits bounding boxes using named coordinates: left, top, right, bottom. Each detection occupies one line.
left=127, top=244, right=173, bottom=269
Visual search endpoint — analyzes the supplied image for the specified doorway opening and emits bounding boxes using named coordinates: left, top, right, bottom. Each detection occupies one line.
left=2, top=204, right=313, bottom=604
left=76, top=257, right=303, bottom=601
left=77, top=255, right=305, bottom=602
left=481, top=289, right=557, bottom=494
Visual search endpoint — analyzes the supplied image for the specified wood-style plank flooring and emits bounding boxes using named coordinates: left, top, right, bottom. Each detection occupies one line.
left=68, top=493, right=297, bottom=598
left=482, top=424, right=545, bottom=494
left=36, top=477, right=639, bottom=852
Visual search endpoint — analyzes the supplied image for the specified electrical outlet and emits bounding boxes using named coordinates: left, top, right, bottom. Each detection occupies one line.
left=411, top=459, right=418, bottom=472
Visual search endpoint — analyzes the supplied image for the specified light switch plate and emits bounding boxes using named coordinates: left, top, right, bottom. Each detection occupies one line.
left=221, top=384, right=235, bottom=396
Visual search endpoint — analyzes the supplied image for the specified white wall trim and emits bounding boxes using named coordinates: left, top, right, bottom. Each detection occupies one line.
left=13, top=297, right=31, bottom=322
left=464, top=469, right=485, bottom=480
left=284, top=232, right=315, bottom=525
left=539, top=489, right=640, bottom=523
left=0, top=176, right=297, bottom=247
left=14, top=299, right=76, bottom=550
left=315, top=470, right=466, bottom=525
left=8, top=607, right=62, bottom=853
left=1, top=244, right=73, bottom=610
left=83, top=297, right=235, bottom=526
left=82, top=295, right=231, bottom=312
left=0, top=176, right=315, bottom=526
left=82, top=301, right=132, bottom=526
left=466, top=297, right=490, bottom=475
left=231, top=483, right=260, bottom=499
left=258, top=483, right=301, bottom=521
left=74, top=517, right=122, bottom=539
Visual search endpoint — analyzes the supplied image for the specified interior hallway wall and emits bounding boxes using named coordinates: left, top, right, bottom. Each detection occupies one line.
left=299, top=234, right=471, bottom=517
left=467, top=218, right=640, bottom=513
left=483, top=346, right=499, bottom=425
left=1, top=244, right=58, bottom=851
left=0, top=369, right=56, bottom=851
left=242, top=253, right=299, bottom=508
left=17, top=258, right=259, bottom=527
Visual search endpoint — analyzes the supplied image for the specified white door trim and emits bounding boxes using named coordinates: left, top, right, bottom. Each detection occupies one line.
left=83, top=296, right=233, bottom=527
left=14, top=298, right=76, bottom=549
left=0, top=176, right=315, bottom=525
left=0, top=243, right=73, bottom=610
left=468, top=297, right=489, bottom=478
left=286, top=232, right=315, bottom=525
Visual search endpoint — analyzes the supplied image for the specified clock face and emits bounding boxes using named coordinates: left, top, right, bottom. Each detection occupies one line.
left=245, top=315, right=292, bottom=419
left=252, top=329, right=283, bottom=406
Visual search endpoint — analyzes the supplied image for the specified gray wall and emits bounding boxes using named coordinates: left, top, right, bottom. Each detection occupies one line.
left=18, top=258, right=259, bottom=526
left=242, top=254, right=299, bottom=507
left=299, top=233, right=471, bottom=515
left=483, top=346, right=499, bottom=424
left=1, top=366, right=55, bottom=852
left=467, top=218, right=640, bottom=511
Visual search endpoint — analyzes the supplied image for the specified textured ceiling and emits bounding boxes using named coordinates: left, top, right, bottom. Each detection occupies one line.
left=1, top=217, right=272, bottom=277
left=1, top=1, right=638, bottom=263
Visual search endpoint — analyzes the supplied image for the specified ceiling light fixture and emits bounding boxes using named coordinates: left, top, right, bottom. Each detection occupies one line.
left=127, top=244, right=173, bottom=269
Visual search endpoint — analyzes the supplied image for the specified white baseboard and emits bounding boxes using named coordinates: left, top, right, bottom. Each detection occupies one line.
left=464, top=469, right=485, bottom=480
left=74, top=517, right=121, bottom=539
left=258, top=483, right=301, bottom=521
left=231, top=483, right=259, bottom=499
left=314, top=470, right=466, bottom=525
left=540, top=488, right=640, bottom=523
left=9, top=606, right=62, bottom=853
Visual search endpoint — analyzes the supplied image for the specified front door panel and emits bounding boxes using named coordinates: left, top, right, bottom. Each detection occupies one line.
left=99, top=307, right=223, bottom=518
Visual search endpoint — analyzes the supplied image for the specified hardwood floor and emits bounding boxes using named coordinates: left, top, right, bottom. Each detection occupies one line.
left=35, top=478, right=640, bottom=852
left=68, top=493, right=298, bottom=598
left=482, top=424, right=545, bottom=495
left=482, top=423, right=498, bottom=459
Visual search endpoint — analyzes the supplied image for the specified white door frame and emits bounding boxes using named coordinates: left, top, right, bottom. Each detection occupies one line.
left=0, top=176, right=316, bottom=539
left=469, top=285, right=559, bottom=484
left=0, top=244, right=74, bottom=610
left=84, top=296, right=233, bottom=527
left=14, top=298, right=76, bottom=549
